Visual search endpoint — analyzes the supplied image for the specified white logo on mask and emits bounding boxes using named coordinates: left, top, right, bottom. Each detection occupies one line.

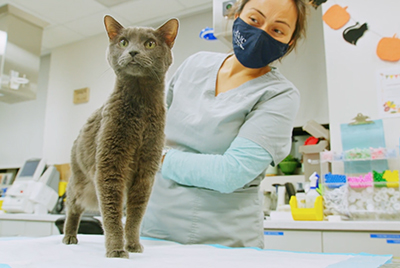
left=233, top=30, right=246, bottom=50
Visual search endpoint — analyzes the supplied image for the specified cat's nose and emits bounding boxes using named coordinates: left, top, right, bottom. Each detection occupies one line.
left=129, top=51, right=139, bottom=58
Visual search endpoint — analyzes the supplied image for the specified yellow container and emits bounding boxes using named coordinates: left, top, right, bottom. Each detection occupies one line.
left=290, top=195, right=324, bottom=221
left=58, top=181, right=68, bottom=196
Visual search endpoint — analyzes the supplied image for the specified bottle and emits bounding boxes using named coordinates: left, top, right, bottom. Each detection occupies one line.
left=296, top=183, right=306, bottom=208
left=276, top=185, right=286, bottom=209
left=305, top=172, right=320, bottom=208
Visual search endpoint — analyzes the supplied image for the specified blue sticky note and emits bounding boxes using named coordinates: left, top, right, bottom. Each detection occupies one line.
left=387, top=240, right=400, bottom=244
left=264, top=231, right=284, bottom=236
left=370, top=234, right=400, bottom=239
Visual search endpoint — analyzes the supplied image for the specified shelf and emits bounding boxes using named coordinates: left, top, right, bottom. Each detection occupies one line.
left=320, top=148, right=398, bottom=164
left=261, top=175, right=305, bottom=192
left=322, top=157, right=397, bottom=163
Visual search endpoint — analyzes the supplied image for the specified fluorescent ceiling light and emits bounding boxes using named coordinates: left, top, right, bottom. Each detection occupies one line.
left=0, top=30, right=7, bottom=55
left=95, top=0, right=134, bottom=7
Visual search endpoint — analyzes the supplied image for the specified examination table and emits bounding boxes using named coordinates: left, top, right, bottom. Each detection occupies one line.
left=0, top=235, right=392, bottom=268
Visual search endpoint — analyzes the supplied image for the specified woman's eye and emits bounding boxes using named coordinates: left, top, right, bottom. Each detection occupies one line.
left=145, top=40, right=156, bottom=49
left=119, top=39, right=128, bottom=47
left=274, top=29, right=283, bottom=35
left=250, top=17, right=258, bottom=24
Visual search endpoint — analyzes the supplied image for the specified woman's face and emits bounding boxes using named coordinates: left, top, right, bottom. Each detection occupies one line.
left=238, top=0, right=298, bottom=44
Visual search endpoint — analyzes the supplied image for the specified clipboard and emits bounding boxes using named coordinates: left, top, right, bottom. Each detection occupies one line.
left=340, top=113, right=388, bottom=174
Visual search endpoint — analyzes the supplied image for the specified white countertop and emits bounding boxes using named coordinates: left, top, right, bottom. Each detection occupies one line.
left=264, top=219, right=400, bottom=232
left=2, top=212, right=400, bottom=232
left=0, top=212, right=62, bottom=222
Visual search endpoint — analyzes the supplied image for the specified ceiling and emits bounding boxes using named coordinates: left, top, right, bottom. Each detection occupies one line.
left=0, top=0, right=212, bottom=55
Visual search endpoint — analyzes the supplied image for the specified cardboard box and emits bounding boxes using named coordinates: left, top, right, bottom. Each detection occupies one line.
left=54, top=163, right=71, bottom=182
left=299, top=120, right=330, bottom=180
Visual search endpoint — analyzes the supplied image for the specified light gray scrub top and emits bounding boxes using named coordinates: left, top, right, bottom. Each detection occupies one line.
left=141, top=51, right=300, bottom=248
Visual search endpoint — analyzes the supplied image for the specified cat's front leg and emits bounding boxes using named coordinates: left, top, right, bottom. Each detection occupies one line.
left=124, top=180, right=150, bottom=253
left=124, top=152, right=159, bottom=253
left=96, top=169, right=129, bottom=258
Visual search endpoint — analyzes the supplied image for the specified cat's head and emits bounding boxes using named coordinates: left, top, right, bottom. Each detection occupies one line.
left=104, top=15, right=179, bottom=79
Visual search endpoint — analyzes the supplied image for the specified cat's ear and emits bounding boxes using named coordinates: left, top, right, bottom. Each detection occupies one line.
left=156, top=18, right=179, bottom=48
left=104, top=15, right=124, bottom=40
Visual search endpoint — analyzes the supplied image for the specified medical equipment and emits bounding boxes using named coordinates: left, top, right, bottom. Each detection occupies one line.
left=212, top=0, right=237, bottom=47
left=2, top=158, right=60, bottom=214
left=199, top=27, right=217, bottom=40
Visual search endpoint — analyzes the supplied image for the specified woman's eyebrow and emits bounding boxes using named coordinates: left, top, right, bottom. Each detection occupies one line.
left=249, top=8, right=292, bottom=29
left=276, top=20, right=292, bottom=29
left=250, top=8, right=266, bottom=18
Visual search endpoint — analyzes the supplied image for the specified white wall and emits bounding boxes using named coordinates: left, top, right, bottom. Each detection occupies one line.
left=42, top=33, right=114, bottom=165
left=321, top=1, right=400, bottom=155
left=277, top=7, right=329, bottom=127
left=0, top=54, right=50, bottom=168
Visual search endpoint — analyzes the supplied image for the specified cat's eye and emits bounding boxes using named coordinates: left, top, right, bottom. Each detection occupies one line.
left=145, top=39, right=156, bottom=49
left=119, top=38, right=128, bottom=47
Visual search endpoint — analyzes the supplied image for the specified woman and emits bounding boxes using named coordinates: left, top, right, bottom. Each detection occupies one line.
left=141, top=0, right=309, bottom=248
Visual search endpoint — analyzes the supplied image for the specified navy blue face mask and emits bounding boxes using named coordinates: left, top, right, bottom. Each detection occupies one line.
left=232, top=17, right=289, bottom=69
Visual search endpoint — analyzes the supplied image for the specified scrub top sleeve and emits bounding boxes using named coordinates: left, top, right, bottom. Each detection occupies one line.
left=161, top=137, right=273, bottom=194
left=238, top=87, right=300, bottom=165
left=165, top=65, right=181, bottom=108
left=166, top=78, right=174, bottom=108
left=165, top=57, right=189, bottom=108
left=165, top=52, right=201, bottom=108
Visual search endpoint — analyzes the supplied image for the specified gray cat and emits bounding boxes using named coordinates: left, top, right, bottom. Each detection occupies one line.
left=62, top=15, right=179, bottom=258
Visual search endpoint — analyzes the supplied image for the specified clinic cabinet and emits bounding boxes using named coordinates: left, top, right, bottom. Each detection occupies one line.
left=0, top=213, right=60, bottom=237
left=264, top=220, right=400, bottom=257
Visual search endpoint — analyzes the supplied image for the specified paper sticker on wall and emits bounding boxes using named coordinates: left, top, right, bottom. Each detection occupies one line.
left=377, top=68, right=400, bottom=118
left=323, top=5, right=350, bottom=30
left=343, top=22, right=368, bottom=45
left=377, top=34, right=400, bottom=62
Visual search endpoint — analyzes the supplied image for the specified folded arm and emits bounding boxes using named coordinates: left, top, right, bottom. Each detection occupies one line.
left=161, top=137, right=273, bottom=194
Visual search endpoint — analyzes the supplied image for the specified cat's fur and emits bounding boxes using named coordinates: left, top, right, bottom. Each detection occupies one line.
left=62, top=15, right=179, bottom=258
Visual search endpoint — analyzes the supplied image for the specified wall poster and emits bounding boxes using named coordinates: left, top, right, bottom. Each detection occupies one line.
left=377, top=67, right=400, bottom=118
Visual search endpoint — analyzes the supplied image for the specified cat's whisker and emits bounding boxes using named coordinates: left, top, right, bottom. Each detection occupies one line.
left=98, top=66, right=113, bottom=78
left=118, top=54, right=132, bottom=67
left=136, top=55, right=153, bottom=68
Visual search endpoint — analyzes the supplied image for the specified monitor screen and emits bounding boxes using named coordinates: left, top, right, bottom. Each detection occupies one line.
left=19, top=160, right=41, bottom=177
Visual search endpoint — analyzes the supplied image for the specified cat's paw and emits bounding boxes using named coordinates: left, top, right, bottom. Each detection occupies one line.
left=62, top=235, right=78, bottom=245
left=126, top=243, right=144, bottom=253
left=106, top=249, right=129, bottom=258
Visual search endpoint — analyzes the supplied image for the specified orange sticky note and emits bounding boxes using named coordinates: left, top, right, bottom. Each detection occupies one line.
left=323, top=5, right=350, bottom=30
left=377, top=34, right=400, bottom=62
